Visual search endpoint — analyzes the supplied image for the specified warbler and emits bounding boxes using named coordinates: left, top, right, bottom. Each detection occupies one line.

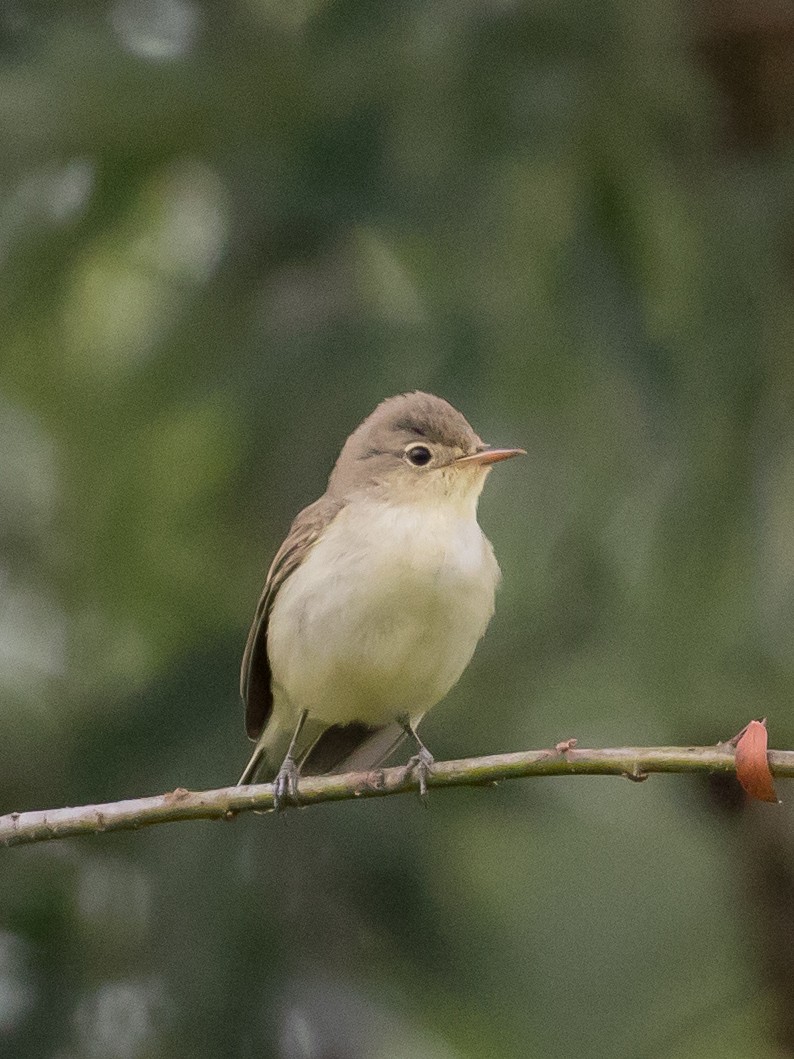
left=238, top=391, right=524, bottom=804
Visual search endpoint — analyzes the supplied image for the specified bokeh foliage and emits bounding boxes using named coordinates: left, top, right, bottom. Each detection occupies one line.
left=3, top=1, right=794, bottom=1056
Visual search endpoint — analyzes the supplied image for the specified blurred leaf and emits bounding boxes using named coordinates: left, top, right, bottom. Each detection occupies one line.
left=735, top=720, right=779, bottom=804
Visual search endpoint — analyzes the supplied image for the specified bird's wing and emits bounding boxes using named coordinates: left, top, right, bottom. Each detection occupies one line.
left=240, top=495, right=342, bottom=740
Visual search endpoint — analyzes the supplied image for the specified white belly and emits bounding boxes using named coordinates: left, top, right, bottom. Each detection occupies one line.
left=267, top=498, right=500, bottom=727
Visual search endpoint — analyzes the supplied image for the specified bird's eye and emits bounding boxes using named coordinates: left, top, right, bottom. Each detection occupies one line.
left=405, top=444, right=432, bottom=467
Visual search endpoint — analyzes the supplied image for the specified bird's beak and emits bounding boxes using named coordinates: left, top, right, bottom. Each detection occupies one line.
left=455, top=447, right=526, bottom=467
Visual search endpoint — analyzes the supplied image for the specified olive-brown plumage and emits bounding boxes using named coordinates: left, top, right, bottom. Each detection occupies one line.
left=238, top=392, right=523, bottom=795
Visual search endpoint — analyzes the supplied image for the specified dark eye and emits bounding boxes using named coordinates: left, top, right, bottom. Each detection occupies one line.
left=405, top=444, right=432, bottom=467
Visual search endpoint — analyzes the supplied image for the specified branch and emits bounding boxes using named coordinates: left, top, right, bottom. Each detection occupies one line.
left=2, top=742, right=792, bottom=848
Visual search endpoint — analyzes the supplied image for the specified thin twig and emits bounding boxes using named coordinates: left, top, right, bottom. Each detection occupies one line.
left=2, top=744, right=792, bottom=848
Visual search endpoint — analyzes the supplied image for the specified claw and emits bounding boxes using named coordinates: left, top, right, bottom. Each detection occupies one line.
left=407, top=747, right=435, bottom=804
left=272, top=755, right=300, bottom=812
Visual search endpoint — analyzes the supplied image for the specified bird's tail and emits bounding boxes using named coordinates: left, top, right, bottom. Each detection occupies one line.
left=237, top=720, right=297, bottom=785
left=237, top=742, right=267, bottom=786
left=302, top=721, right=407, bottom=776
left=238, top=718, right=409, bottom=785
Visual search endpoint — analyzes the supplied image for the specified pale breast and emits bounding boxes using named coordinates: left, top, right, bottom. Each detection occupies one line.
left=267, top=499, right=500, bottom=726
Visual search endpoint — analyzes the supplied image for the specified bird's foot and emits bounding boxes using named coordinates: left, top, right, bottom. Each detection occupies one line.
left=406, top=747, right=435, bottom=804
left=273, top=755, right=300, bottom=812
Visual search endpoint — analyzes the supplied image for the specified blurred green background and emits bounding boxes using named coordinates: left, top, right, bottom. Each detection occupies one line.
left=3, top=1, right=794, bottom=1056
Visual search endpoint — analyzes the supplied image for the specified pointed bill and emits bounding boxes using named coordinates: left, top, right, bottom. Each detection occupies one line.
left=455, top=447, right=526, bottom=467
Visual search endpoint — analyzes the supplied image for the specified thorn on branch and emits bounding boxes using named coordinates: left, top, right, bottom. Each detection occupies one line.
left=725, top=717, right=767, bottom=748
left=540, top=737, right=578, bottom=761
left=555, top=738, right=578, bottom=754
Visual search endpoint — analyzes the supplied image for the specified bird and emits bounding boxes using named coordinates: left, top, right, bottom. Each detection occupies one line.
left=237, top=391, right=524, bottom=805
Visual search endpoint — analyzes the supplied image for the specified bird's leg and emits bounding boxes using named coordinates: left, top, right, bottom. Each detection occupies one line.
left=398, top=714, right=435, bottom=802
left=273, top=709, right=309, bottom=812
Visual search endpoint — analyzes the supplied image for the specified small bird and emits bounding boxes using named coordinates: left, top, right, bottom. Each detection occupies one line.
left=238, top=391, right=524, bottom=804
